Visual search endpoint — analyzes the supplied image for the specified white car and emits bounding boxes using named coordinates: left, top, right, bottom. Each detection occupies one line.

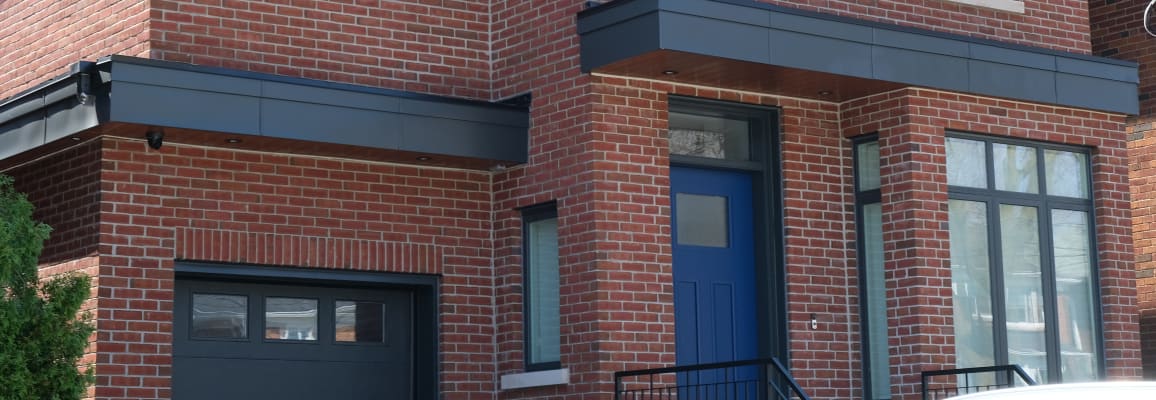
left=946, top=382, right=1156, bottom=400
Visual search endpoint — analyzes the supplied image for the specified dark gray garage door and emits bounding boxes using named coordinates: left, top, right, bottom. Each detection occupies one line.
left=173, top=279, right=413, bottom=399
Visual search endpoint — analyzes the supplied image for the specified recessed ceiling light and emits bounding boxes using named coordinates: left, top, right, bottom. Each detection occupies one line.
left=662, top=70, right=678, bottom=76
left=818, top=90, right=833, bottom=96
left=417, top=156, right=432, bottom=161
left=225, top=138, right=242, bottom=144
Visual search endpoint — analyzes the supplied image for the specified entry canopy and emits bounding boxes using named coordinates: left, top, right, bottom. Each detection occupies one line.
left=578, top=0, right=1139, bottom=115
left=0, top=56, right=529, bottom=166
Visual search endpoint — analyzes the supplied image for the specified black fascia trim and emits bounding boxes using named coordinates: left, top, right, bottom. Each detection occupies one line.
left=89, top=55, right=528, bottom=163
left=97, top=55, right=525, bottom=111
left=578, top=0, right=1139, bottom=114
left=707, top=0, right=1134, bottom=67
left=578, top=0, right=1134, bottom=68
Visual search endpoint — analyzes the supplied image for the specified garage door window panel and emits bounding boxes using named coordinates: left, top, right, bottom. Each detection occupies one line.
left=336, top=300, right=388, bottom=344
left=265, top=297, right=319, bottom=341
left=191, top=293, right=249, bottom=340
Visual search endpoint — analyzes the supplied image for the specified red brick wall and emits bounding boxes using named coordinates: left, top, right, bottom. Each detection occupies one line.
left=1128, top=123, right=1156, bottom=379
left=0, top=0, right=150, bottom=100
left=1090, top=0, right=1156, bottom=378
left=5, top=139, right=103, bottom=264
left=754, top=0, right=1091, bottom=53
left=1091, top=0, right=1154, bottom=116
left=149, top=0, right=492, bottom=99
left=842, top=88, right=1140, bottom=396
left=88, top=137, right=495, bottom=399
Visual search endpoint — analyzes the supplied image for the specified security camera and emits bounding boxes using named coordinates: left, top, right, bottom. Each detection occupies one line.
left=146, top=129, right=164, bottom=149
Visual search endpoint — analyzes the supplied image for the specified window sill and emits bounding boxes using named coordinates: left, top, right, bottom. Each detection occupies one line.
left=500, top=368, right=570, bottom=390
left=946, top=0, right=1024, bottom=13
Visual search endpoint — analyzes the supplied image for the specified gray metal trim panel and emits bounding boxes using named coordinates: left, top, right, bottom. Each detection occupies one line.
left=967, top=60, right=1058, bottom=105
left=578, top=0, right=1140, bottom=114
left=111, top=82, right=263, bottom=134
left=968, top=43, right=1056, bottom=71
left=111, top=62, right=264, bottom=97
left=579, top=12, right=662, bottom=73
left=873, top=29, right=970, bottom=58
left=262, top=81, right=402, bottom=113
left=1055, top=57, right=1138, bottom=83
left=771, top=30, right=873, bottom=79
left=1056, top=73, right=1138, bottom=114
left=872, top=47, right=969, bottom=92
left=663, top=0, right=771, bottom=28
left=259, top=99, right=403, bottom=148
left=0, top=114, right=45, bottom=160
left=662, top=12, right=770, bottom=64
left=769, top=12, right=872, bottom=43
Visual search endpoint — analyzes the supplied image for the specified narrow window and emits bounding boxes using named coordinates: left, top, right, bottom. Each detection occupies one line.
left=523, top=203, right=560, bottom=370
left=854, top=137, right=891, bottom=400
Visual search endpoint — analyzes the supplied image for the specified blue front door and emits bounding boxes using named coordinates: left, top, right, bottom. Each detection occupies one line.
left=671, top=166, right=758, bottom=365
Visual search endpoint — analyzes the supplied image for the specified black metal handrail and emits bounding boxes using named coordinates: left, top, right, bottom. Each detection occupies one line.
left=615, top=357, right=811, bottom=400
left=921, top=365, right=1038, bottom=400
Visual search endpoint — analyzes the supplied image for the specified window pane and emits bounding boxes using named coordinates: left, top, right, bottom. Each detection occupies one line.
left=993, top=143, right=1039, bottom=194
left=1000, top=204, right=1047, bottom=383
left=1044, top=150, right=1088, bottom=199
left=675, top=193, right=729, bottom=247
left=947, top=137, right=987, bottom=188
left=335, top=301, right=386, bottom=343
left=858, top=141, right=881, bottom=191
left=265, top=297, right=318, bottom=341
left=669, top=112, right=750, bottom=161
left=1051, top=210, right=1099, bottom=382
left=192, top=294, right=247, bottom=339
left=949, top=200, right=996, bottom=370
left=863, top=203, right=891, bottom=399
left=528, top=217, right=560, bottom=365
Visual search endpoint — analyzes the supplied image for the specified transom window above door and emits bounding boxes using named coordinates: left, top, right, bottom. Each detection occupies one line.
left=669, top=111, right=751, bottom=161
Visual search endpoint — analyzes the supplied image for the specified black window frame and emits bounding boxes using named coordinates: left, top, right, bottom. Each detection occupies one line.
left=946, top=131, right=1105, bottom=383
left=521, top=201, right=562, bottom=371
left=852, top=134, right=890, bottom=400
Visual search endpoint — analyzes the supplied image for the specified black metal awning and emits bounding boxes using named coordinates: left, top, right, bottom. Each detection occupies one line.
left=0, top=55, right=529, bottom=167
left=578, top=0, right=1138, bottom=114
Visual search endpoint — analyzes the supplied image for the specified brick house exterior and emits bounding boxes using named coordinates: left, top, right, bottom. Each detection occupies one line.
left=0, top=1, right=1142, bottom=399
left=1091, top=0, right=1156, bottom=380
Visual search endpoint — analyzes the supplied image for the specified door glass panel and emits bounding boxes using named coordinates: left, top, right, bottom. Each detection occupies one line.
left=947, top=137, right=987, bottom=188
left=1050, top=209, right=1099, bottom=382
left=949, top=200, right=995, bottom=371
left=1044, top=150, right=1089, bottom=199
left=993, top=143, right=1039, bottom=194
left=675, top=193, right=728, bottom=247
left=1000, top=204, right=1046, bottom=383
left=335, top=301, right=386, bottom=343
left=669, top=112, right=750, bottom=161
left=191, top=294, right=248, bottom=339
left=858, top=141, right=881, bottom=191
left=266, top=297, right=318, bottom=341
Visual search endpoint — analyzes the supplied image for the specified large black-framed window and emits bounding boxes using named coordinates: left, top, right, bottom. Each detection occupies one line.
left=946, top=132, right=1103, bottom=383
left=522, top=202, right=561, bottom=371
left=853, top=135, right=890, bottom=400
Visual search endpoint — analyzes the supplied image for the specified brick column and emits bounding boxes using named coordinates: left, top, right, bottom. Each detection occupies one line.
left=1128, top=119, right=1156, bottom=379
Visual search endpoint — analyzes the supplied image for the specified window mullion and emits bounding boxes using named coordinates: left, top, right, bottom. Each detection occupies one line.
left=1039, top=202, right=1062, bottom=382
left=988, top=197, right=1009, bottom=368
